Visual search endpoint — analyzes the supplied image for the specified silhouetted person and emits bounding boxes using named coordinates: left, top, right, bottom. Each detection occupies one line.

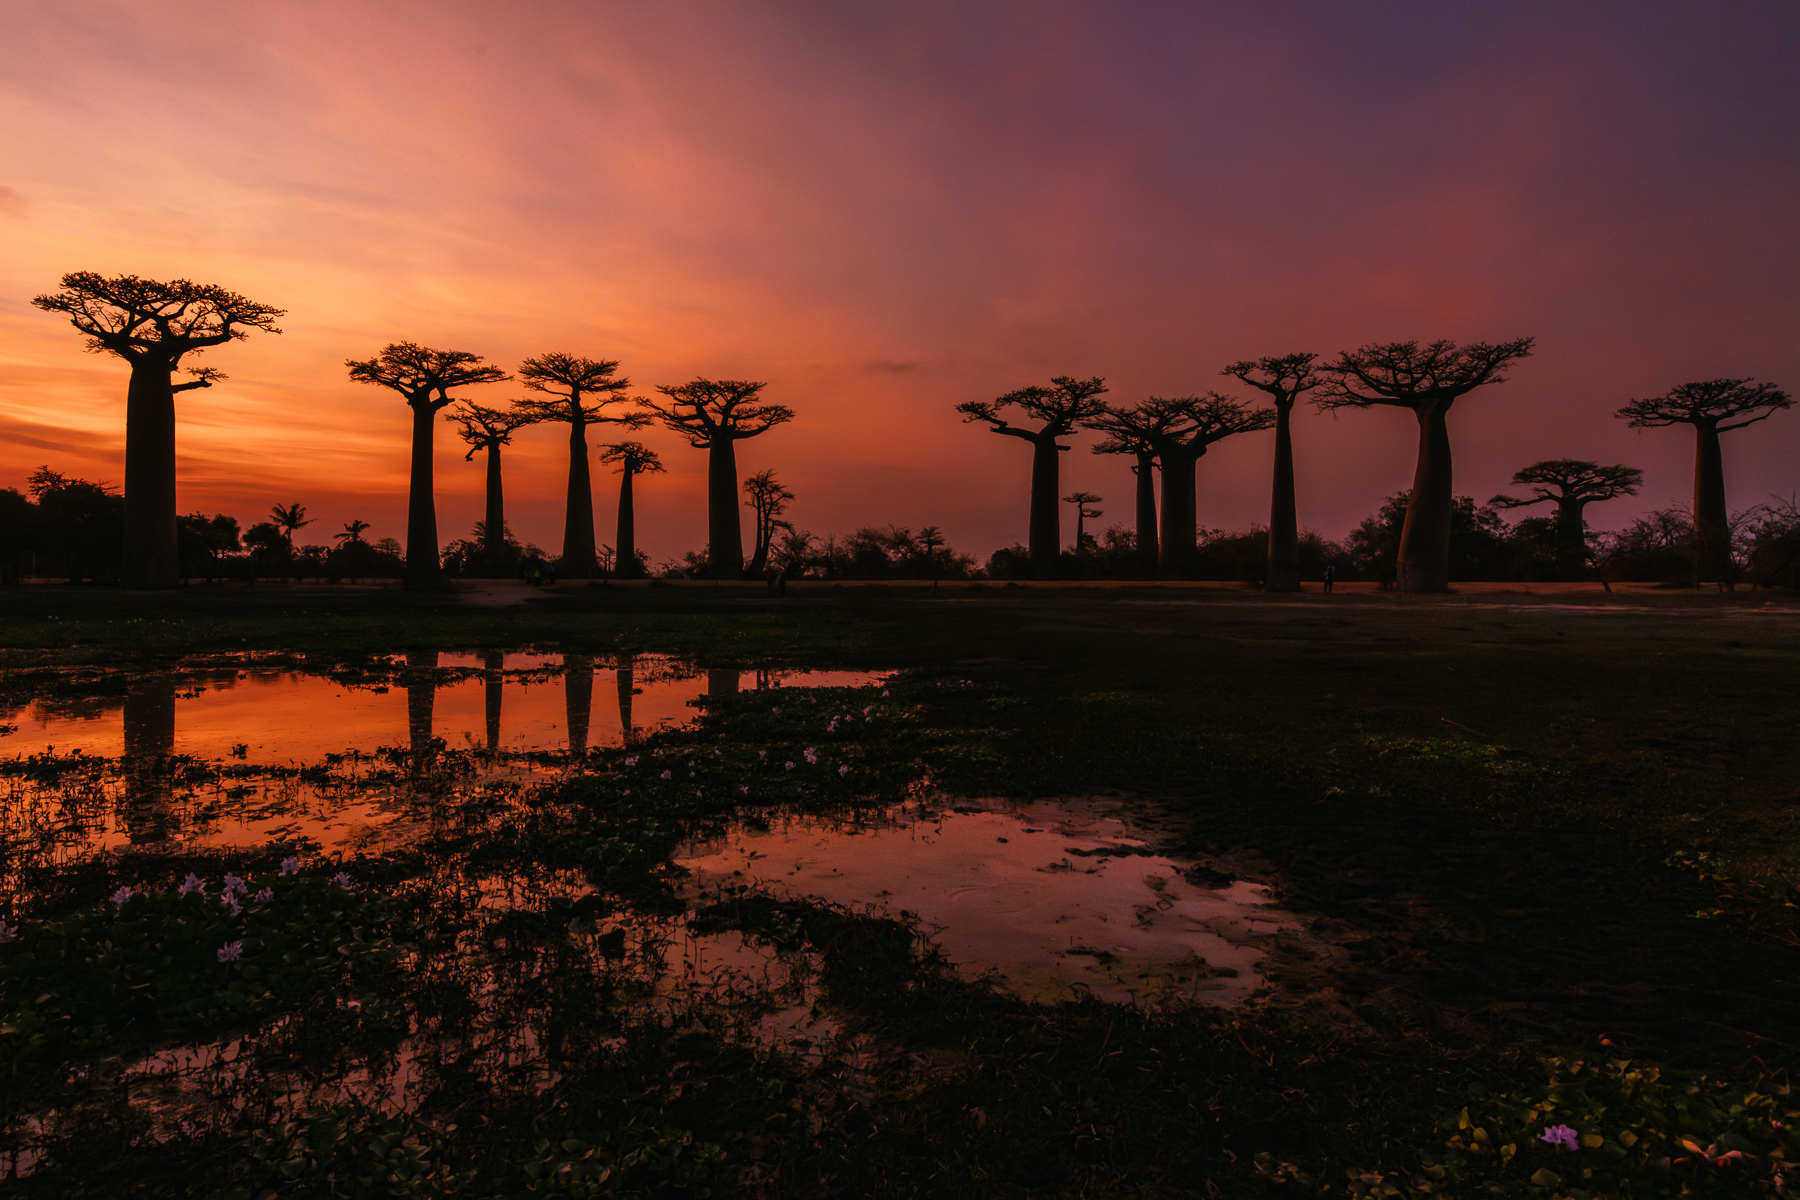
left=32, top=273, right=285, bottom=589
left=565, top=653, right=594, bottom=758
left=406, top=650, right=439, bottom=766
left=121, top=675, right=178, bottom=843
left=640, top=379, right=796, bottom=580
left=1492, top=460, right=1644, bottom=582
left=1221, top=354, right=1324, bottom=593
left=482, top=649, right=504, bottom=751
left=1317, top=338, right=1535, bottom=593
left=1322, top=564, right=1335, bottom=594
left=450, top=403, right=535, bottom=566
left=598, top=442, right=665, bottom=579
left=958, top=376, right=1109, bottom=580
left=347, top=344, right=509, bottom=590
left=616, top=654, right=636, bottom=744
left=1616, top=378, right=1791, bottom=586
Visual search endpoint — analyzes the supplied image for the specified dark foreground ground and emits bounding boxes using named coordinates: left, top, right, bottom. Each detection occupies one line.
left=2, top=580, right=1797, bottom=1198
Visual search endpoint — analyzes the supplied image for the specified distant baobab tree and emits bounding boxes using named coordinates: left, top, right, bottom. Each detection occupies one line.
left=1221, top=353, right=1322, bottom=593
left=31, top=273, right=285, bottom=588
left=449, top=402, right=534, bottom=561
left=346, top=343, right=508, bottom=590
left=1063, top=491, right=1102, bottom=550
left=1085, top=400, right=1199, bottom=576
left=598, top=441, right=665, bottom=579
left=743, top=469, right=796, bottom=577
left=1616, top=378, right=1791, bottom=585
left=512, top=354, right=643, bottom=580
left=639, top=379, right=795, bottom=579
left=1147, top=394, right=1275, bottom=578
left=957, top=376, right=1109, bottom=579
left=1317, top=338, right=1535, bottom=592
left=1491, top=460, right=1643, bottom=580
left=269, top=503, right=311, bottom=553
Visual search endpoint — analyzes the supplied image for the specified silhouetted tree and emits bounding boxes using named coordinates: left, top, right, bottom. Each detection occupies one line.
left=1616, top=378, right=1791, bottom=585
left=346, top=343, right=508, bottom=590
left=1085, top=400, right=1199, bottom=576
left=0, top=489, right=31, bottom=585
left=640, top=379, right=795, bottom=579
left=1345, top=493, right=1510, bottom=585
left=177, top=513, right=240, bottom=584
left=449, top=403, right=535, bottom=561
left=512, top=354, right=643, bottom=580
left=598, top=442, right=665, bottom=579
left=565, top=654, right=594, bottom=757
left=29, top=467, right=124, bottom=583
left=269, top=503, right=311, bottom=553
left=1221, top=353, right=1322, bottom=593
left=1063, top=491, right=1102, bottom=552
left=1491, top=459, right=1643, bottom=580
left=744, top=469, right=795, bottom=577
left=1152, top=394, right=1276, bottom=578
left=1317, top=338, right=1535, bottom=592
left=482, top=650, right=504, bottom=750
left=31, top=273, right=285, bottom=588
left=958, top=376, right=1109, bottom=579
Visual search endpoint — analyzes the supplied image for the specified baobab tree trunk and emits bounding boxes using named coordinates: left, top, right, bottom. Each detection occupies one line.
left=483, top=649, right=503, bottom=751
left=1133, top=454, right=1158, bottom=578
left=616, top=654, right=636, bottom=743
left=122, top=361, right=180, bottom=589
left=1397, top=402, right=1453, bottom=593
left=565, top=654, right=593, bottom=756
left=484, top=444, right=506, bottom=557
left=615, top=468, right=637, bottom=579
left=1159, top=448, right=1199, bottom=578
left=1029, top=436, right=1062, bottom=580
left=1692, top=421, right=1730, bottom=585
left=1266, top=401, right=1301, bottom=592
left=562, top=419, right=597, bottom=580
left=406, top=650, right=438, bottom=765
left=1555, top=500, right=1589, bottom=582
left=405, top=402, right=444, bottom=590
left=708, top=438, right=743, bottom=580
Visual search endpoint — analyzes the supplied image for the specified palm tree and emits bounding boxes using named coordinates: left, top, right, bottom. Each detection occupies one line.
left=269, top=503, right=311, bottom=553
left=336, top=519, right=370, bottom=545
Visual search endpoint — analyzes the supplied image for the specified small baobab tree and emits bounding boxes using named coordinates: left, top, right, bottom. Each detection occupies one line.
left=743, top=470, right=796, bottom=577
left=1151, top=394, right=1275, bottom=578
left=1615, top=378, right=1791, bottom=585
left=1063, top=491, right=1102, bottom=551
left=1317, top=338, right=1535, bottom=593
left=1491, top=460, right=1643, bottom=581
left=1084, top=399, right=1203, bottom=576
left=31, top=273, right=285, bottom=588
left=598, top=441, right=665, bottom=579
left=512, top=354, right=643, bottom=580
left=957, top=375, right=1109, bottom=579
left=449, top=403, right=534, bottom=561
left=639, top=379, right=795, bottom=579
left=346, top=343, right=508, bottom=590
left=1221, top=353, right=1322, bottom=593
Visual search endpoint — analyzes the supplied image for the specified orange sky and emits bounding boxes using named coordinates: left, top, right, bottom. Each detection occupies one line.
left=3, top=1, right=1798, bottom=561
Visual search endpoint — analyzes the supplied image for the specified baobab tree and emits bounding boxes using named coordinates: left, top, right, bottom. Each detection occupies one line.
left=639, top=379, right=795, bottom=579
left=598, top=441, right=665, bottom=579
left=31, top=273, right=285, bottom=588
left=1063, top=491, right=1102, bottom=551
left=957, top=376, right=1109, bottom=579
left=512, top=354, right=643, bottom=580
left=1317, top=338, right=1535, bottom=593
left=1221, top=353, right=1322, bottom=593
left=1151, top=394, right=1276, bottom=578
left=1616, top=378, right=1791, bottom=585
left=346, top=343, right=508, bottom=590
left=1085, top=399, right=1203, bottom=576
left=449, top=402, right=534, bottom=561
left=743, top=469, right=796, bottom=577
left=1491, top=460, right=1643, bottom=580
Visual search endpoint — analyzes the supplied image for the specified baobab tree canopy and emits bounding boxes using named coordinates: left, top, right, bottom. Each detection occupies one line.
left=1317, top=338, right=1534, bottom=592
left=1148, top=393, right=1276, bottom=577
left=640, top=378, right=795, bottom=579
left=511, top=353, right=640, bottom=580
left=450, top=403, right=535, bottom=559
left=1492, top=459, right=1642, bottom=580
left=1085, top=398, right=1200, bottom=574
left=599, top=441, right=666, bottom=581
left=31, top=272, right=286, bottom=589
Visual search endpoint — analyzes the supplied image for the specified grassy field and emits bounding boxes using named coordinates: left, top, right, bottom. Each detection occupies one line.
left=2, top=579, right=1797, bottom=1197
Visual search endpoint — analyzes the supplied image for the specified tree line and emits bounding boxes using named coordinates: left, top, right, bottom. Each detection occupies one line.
left=22, top=272, right=1796, bottom=593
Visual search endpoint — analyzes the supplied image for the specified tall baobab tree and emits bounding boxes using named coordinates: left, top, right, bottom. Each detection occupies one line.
left=1085, top=400, right=1201, bottom=576
left=598, top=441, right=665, bottom=579
left=346, top=343, right=508, bottom=590
left=1317, top=338, right=1535, bottom=593
left=512, top=354, right=642, bottom=580
left=1616, top=378, right=1791, bottom=585
left=1221, top=353, right=1322, bottom=593
left=449, top=402, right=534, bottom=561
left=31, top=273, right=285, bottom=588
left=743, top=469, right=796, bottom=577
left=1063, top=491, right=1102, bottom=551
left=639, top=379, right=795, bottom=579
left=269, top=503, right=311, bottom=553
left=1491, top=460, right=1643, bottom=580
left=1151, top=394, right=1276, bottom=578
left=957, top=376, right=1109, bottom=579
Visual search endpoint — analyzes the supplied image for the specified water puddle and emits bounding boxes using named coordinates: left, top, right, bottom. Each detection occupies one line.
left=678, top=799, right=1296, bottom=1004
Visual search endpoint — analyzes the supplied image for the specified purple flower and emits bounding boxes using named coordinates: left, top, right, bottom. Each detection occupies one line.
left=784, top=761, right=795, bottom=771
left=881, top=688, right=890, bottom=697
left=223, top=874, right=247, bottom=896
left=660, top=769, right=673, bottom=780
left=828, top=719, right=839, bottom=732
left=1540, top=1124, right=1579, bottom=1151
left=624, top=756, right=638, bottom=766
left=772, top=706, right=781, bottom=714
left=279, top=856, right=301, bottom=875
left=224, top=896, right=241, bottom=916
left=253, top=887, right=274, bottom=903
left=652, top=749, right=663, bottom=757
left=111, top=886, right=134, bottom=906
left=217, top=941, right=243, bottom=963
left=0, top=919, right=18, bottom=943
left=333, top=872, right=352, bottom=889
left=804, top=748, right=818, bottom=764
left=838, top=765, right=848, bottom=777
left=178, top=872, right=205, bottom=895
left=739, top=785, right=750, bottom=795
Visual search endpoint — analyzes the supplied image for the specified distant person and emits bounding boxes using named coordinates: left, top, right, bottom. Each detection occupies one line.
left=765, top=566, right=780, bottom=594
left=542, top=560, right=557, bottom=586
left=1322, top=564, right=1335, bottom=594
